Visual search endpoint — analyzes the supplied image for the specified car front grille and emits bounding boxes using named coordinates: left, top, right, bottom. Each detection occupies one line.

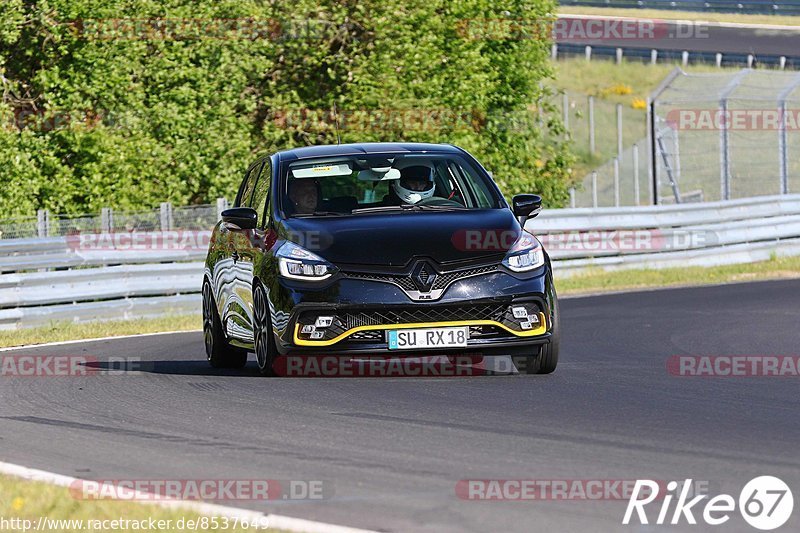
left=342, top=265, right=498, bottom=292
left=342, top=304, right=508, bottom=330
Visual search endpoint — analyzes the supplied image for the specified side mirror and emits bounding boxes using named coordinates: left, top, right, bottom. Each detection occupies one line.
left=221, top=207, right=258, bottom=230
left=512, top=194, right=542, bottom=226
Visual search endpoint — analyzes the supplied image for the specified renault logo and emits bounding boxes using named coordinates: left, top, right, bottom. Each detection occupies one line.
left=411, top=261, right=437, bottom=292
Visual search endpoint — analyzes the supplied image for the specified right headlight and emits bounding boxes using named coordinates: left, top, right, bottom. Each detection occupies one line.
left=276, top=241, right=337, bottom=281
left=502, top=231, right=545, bottom=272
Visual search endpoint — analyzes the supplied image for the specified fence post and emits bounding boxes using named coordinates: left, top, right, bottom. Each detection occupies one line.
left=216, top=198, right=228, bottom=221
left=591, top=171, right=598, bottom=208
left=37, top=209, right=49, bottom=238
left=616, top=104, right=623, bottom=158
left=585, top=45, right=592, bottom=61
left=780, top=56, right=787, bottom=70
left=569, top=187, right=575, bottom=209
left=551, top=43, right=558, bottom=61
left=616, top=47, right=623, bottom=64
left=779, top=100, right=788, bottom=193
left=673, top=127, right=681, bottom=185
left=633, top=143, right=640, bottom=206
left=647, top=97, right=655, bottom=205
left=588, top=95, right=596, bottom=154
left=651, top=49, right=658, bottom=65
left=717, top=70, right=749, bottom=201
left=716, top=53, right=723, bottom=68
left=682, top=51, right=689, bottom=67
left=719, top=98, right=730, bottom=200
left=777, top=74, right=800, bottom=195
left=101, top=207, right=113, bottom=233
left=160, top=202, right=173, bottom=231
left=613, top=158, right=620, bottom=207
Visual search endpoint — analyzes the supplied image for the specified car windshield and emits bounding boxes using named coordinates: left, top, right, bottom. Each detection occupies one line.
left=281, top=153, right=500, bottom=217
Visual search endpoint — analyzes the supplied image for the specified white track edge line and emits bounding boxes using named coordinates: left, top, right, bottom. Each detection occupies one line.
left=0, top=329, right=202, bottom=352
left=0, top=460, right=377, bottom=533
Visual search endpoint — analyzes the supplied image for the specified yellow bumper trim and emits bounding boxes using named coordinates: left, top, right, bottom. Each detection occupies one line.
left=293, top=312, right=548, bottom=347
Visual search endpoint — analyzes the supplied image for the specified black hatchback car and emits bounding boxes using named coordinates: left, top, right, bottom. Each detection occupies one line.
left=203, top=142, right=559, bottom=376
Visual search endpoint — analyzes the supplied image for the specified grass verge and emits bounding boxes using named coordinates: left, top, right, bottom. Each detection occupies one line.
left=0, top=314, right=200, bottom=349
left=558, top=255, right=800, bottom=296
left=558, top=6, right=800, bottom=27
left=549, top=60, right=730, bottom=179
left=0, top=474, right=277, bottom=533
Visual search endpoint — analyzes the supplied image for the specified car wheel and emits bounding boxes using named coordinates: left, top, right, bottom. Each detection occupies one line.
left=521, top=300, right=560, bottom=375
left=253, top=283, right=278, bottom=377
left=203, top=282, right=248, bottom=369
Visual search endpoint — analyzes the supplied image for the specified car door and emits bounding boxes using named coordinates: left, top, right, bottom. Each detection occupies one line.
left=219, top=159, right=263, bottom=341
left=225, top=157, right=271, bottom=343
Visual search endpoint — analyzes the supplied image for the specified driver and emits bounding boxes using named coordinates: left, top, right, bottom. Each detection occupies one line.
left=288, top=178, right=320, bottom=214
left=392, top=165, right=435, bottom=205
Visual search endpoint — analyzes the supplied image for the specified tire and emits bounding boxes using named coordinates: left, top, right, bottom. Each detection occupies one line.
left=203, top=282, right=248, bottom=369
left=253, top=283, right=278, bottom=377
left=520, top=300, right=560, bottom=375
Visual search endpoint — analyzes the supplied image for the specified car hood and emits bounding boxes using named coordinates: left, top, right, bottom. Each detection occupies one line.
left=281, top=209, right=521, bottom=267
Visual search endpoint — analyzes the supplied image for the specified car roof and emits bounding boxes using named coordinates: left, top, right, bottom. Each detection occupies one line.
left=274, top=142, right=463, bottom=163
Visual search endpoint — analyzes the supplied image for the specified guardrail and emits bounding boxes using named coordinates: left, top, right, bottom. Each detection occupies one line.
left=1, top=195, right=799, bottom=329
left=558, top=1, right=800, bottom=15
left=553, top=43, right=800, bottom=71
left=529, top=194, right=800, bottom=275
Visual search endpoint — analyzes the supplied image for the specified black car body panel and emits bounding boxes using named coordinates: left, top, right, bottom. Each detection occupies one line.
left=203, top=142, right=558, bottom=370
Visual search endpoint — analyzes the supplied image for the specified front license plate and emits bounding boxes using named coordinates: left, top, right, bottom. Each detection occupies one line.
left=387, top=327, right=469, bottom=350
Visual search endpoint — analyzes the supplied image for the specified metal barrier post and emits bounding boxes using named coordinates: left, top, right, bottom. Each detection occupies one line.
left=633, top=144, right=640, bottom=206
left=160, top=202, right=173, bottom=231
left=101, top=207, right=113, bottom=233
left=588, top=96, right=596, bottom=154
left=37, top=209, right=49, bottom=238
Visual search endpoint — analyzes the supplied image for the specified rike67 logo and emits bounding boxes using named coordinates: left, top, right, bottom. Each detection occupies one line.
left=624, top=476, right=794, bottom=530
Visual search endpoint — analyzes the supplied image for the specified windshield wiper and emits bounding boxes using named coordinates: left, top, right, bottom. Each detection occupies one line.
left=351, top=204, right=466, bottom=214
left=290, top=211, right=348, bottom=218
left=413, top=204, right=468, bottom=210
left=351, top=205, right=421, bottom=214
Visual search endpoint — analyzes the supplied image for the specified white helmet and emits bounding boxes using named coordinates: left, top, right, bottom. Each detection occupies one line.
left=392, top=165, right=435, bottom=204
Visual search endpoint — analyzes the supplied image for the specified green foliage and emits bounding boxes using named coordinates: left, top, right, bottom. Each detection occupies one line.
left=0, top=0, right=574, bottom=216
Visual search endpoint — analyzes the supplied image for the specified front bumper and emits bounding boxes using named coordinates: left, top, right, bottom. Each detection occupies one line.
left=267, top=266, right=556, bottom=356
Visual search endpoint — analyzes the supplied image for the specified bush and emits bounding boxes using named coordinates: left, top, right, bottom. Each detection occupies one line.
left=0, top=0, right=574, bottom=216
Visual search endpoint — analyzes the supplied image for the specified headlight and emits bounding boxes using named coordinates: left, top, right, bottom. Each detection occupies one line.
left=277, top=241, right=336, bottom=281
left=502, top=231, right=545, bottom=272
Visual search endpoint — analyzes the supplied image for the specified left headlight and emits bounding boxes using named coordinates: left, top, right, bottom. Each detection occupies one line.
left=277, top=241, right=337, bottom=281
left=502, top=231, right=545, bottom=272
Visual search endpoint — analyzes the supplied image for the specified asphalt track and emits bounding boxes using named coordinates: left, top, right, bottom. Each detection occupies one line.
left=1, top=279, right=799, bottom=532
left=557, top=16, right=800, bottom=56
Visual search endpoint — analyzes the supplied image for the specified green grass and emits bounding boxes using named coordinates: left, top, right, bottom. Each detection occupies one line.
left=549, top=60, right=732, bottom=181
left=559, top=6, right=800, bottom=26
left=0, top=474, right=279, bottom=533
left=558, top=255, right=800, bottom=295
left=0, top=314, right=200, bottom=349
